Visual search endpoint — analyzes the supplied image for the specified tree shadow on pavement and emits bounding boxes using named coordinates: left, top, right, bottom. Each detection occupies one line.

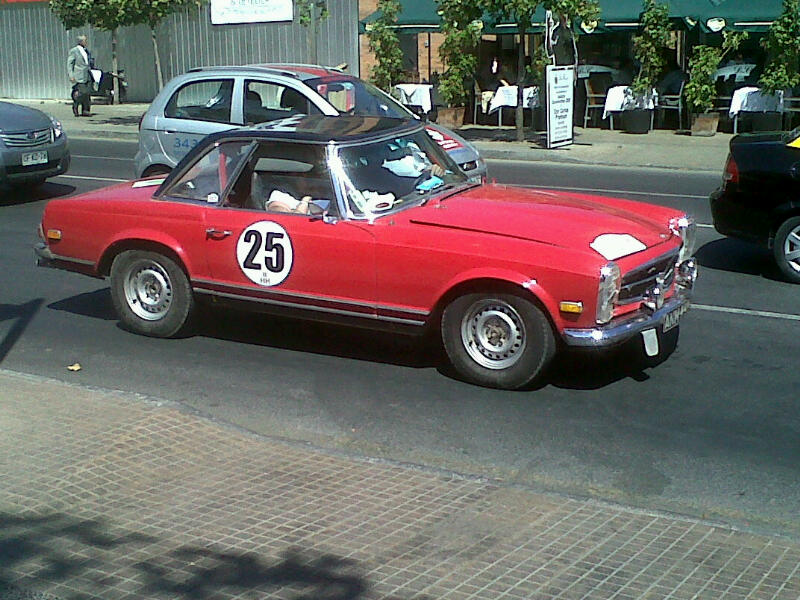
left=0, top=299, right=43, bottom=365
left=0, top=182, right=75, bottom=207
left=0, top=511, right=379, bottom=600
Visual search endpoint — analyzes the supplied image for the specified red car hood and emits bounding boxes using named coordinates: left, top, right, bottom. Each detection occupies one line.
left=409, top=185, right=677, bottom=256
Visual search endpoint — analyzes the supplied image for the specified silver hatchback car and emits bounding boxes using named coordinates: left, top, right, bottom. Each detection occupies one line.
left=134, top=64, right=486, bottom=180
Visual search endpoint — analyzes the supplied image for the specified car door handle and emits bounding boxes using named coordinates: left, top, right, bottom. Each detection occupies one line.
left=205, top=228, right=232, bottom=239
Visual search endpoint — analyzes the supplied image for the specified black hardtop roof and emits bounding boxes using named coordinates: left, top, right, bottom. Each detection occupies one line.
left=207, top=115, right=422, bottom=145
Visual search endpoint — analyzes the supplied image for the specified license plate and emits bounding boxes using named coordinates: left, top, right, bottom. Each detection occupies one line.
left=22, top=151, right=48, bottom=166
left=663, top=302, right=689, bottom=332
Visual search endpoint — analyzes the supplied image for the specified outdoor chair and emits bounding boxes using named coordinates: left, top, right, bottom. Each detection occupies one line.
left=658, top=80, right=684, bottom=129
left=583, top=74, right=612, bottom=128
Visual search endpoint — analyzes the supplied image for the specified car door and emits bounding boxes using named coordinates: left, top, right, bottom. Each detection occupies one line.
left=154, top=77, right=236, bottom=167
left=199, top=140, right=376, bottom=321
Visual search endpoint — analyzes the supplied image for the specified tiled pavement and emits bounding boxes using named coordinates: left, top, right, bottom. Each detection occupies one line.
left=1, top=369, right=799, bottom=600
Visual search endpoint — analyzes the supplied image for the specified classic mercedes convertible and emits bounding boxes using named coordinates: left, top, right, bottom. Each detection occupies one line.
left=36, top=116, right=697, bottom=389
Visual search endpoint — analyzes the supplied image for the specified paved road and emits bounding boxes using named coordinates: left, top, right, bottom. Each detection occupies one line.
left=2, top=138, right=798, bottom=539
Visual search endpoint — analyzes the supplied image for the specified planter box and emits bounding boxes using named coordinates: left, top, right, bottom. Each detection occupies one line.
left=691, top=112, right=719, bottom=137
left=435, top=106, right=465, bottom=129
left=622, top=109, right=652, bottom=134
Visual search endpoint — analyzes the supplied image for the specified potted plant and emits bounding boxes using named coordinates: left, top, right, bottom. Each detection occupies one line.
left=527, top=44, right=552, bottom=132
left=364, top=0, right=405, bottom=92
left=625, top=0, right=671, bottom=133
left=756, top=0, right=800, bottom=131
left=436, top=0, right=483, bottom=129
left=685, top=30, right=747, bottom=136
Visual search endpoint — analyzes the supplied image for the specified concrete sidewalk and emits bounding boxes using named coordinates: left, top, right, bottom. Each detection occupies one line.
left=1, top=368, right=799, bottom=600
left=7, top=98, right=733, bottom=172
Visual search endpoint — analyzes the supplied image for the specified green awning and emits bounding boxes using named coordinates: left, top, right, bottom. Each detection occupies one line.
left=359, top=0, right=783, bottom=35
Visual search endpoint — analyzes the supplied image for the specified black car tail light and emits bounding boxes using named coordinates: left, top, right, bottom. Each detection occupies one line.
left=723, top=154, right=739, bottom=184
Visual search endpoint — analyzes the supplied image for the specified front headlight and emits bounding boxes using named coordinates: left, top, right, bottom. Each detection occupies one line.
left=670, top=215, right=696, bottom=262
left=596, top=262, right=621, bottom=324
left=49, top=115, right=63, bottom=139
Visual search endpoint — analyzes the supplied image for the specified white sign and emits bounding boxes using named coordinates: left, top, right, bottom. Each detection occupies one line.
left=546, top=65, right=574, bottom=149
left=237, top=221, right=294, bottom=287
left=210, top=0, right=293, bottom=25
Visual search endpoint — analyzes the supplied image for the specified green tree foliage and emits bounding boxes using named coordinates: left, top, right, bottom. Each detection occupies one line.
left=758, top=0, right=800, bottom=96
left=366, top=0, right=405, bottom=91
left=480, top=0, right=599, bottom=140
left=296, top=0, right=329, bottom=26
left=630, top=0, right=670, bottom=99
left=437, top=0, right=484, bottom=107
left=685, top=31, right=747, bottom=114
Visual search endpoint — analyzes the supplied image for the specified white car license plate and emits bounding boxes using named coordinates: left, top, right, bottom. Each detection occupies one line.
left=663, top=302, right=689, bottom=332
left=22, top=151, right=48, bottom=166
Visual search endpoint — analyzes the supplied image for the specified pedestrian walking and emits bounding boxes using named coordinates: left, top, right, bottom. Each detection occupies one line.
left=67, top=35, right=93, bottom=117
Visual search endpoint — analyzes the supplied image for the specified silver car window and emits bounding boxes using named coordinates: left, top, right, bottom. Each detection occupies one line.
left=165, top=79, right=234, bottom=124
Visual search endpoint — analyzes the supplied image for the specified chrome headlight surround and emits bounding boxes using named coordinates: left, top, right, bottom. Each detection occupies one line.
left=670, top=215, right=696, bottom=263
left=596, top=262, right=621, bottom=324
left=49, top=115, right=63, bottom=140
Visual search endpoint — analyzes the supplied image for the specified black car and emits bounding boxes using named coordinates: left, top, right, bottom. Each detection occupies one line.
left=710, top=129, right=800, bottom=283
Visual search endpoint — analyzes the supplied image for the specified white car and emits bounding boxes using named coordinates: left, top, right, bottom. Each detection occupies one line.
left=134, top=64, right=486, bottom=181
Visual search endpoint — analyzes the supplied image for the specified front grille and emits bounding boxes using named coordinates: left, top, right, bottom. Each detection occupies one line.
left=618, top=249, right=679, bottom=305
left=0, top=128, right=52, bottom=148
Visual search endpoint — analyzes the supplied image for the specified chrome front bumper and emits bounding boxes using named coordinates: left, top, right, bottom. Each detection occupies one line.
left=562, top=258, right=696, bottom=348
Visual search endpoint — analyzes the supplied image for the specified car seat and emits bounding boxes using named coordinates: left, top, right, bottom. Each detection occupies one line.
left=280, top=88, right=308, bottom=114
left=244, top=90, right=263, bottom=123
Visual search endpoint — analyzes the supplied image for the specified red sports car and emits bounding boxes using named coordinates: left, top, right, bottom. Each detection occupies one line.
left=36, top=116, right=697, bottom=389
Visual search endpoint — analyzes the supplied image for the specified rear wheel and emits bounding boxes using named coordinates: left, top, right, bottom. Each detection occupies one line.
left=441, top=292, right=555, bottom=390
left=773, top=216, right=800, bottom=284
left=110, top=250, right=194, bottom=337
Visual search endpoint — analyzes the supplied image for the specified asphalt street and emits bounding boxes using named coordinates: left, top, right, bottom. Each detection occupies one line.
left=2, top=138, right=799, bottom=540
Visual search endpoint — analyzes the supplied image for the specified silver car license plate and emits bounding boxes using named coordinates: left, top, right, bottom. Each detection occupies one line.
left=22, top=150, right=48, bottom=166
left=663, top=302, right=689, bottom=332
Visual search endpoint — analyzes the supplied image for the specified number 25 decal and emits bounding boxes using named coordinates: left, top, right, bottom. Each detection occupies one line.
left=236, top=221, right=293, bottom=286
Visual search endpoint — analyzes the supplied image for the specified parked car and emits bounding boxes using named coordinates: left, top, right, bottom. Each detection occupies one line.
left=710, top=128, right=800, bottom=283
left=39, top=116, right=696, bottom=389
left=0, top=101, right=70, bottom=187
left=134, top=63, right=485, bottom=181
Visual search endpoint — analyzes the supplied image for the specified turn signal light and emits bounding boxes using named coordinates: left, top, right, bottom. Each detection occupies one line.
left=559, top=301, right=583, bottom=314
left=46, top=229, right=62, bottom=241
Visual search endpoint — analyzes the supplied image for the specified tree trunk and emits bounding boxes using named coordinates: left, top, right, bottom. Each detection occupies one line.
left=516, top=23, right=528, bottom=142
left=111, top=28, right=119, bottom=104
left=308, top=2, right=318, bottom=65
left=151, top=27, right=164, bottom=91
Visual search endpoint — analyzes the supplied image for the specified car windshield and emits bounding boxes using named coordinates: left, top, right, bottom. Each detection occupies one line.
left=306, top=76, right=413, bottom=119
left=330, top=129, right=469, bottom=219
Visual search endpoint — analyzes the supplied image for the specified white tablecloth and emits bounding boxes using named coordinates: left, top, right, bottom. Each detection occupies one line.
left=393, top=84, right=433, bottom=114
left=714, top=63, right=757, bottom=83
left=728, top=87, right=783, bottom=116
left=602, top=86, right=657, bottom=119
left=487, top=86, right=539, bottom=113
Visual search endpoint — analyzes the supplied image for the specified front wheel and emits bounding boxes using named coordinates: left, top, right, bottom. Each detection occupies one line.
left=110, top=250, right=194, bottom=337
left=441, top=292, right=555, bottom=390
left=773, top=216, right=800, bottom=284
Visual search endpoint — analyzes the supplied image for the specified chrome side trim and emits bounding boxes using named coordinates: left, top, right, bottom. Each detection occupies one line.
left=193, top=287, right=427, bottom=326
left=192, top=278, right=429, bottom=316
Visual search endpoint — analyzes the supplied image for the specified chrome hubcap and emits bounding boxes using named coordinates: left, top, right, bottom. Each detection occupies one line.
left=461, top=300, right=526, bottom=370
left=124, top=260, right=173, bottom=321
left=782, top=225, right=800, bottom=273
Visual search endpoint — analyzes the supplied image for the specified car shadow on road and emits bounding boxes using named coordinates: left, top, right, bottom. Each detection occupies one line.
left=47, top=288, right=117, bottom=321
left=696, top=238, right=784, bottom=281
left=0, top=511, right=377, bottom=599
left=0, top=182, right=75, bottom=206
left=0, top=299, right=44, bottom=365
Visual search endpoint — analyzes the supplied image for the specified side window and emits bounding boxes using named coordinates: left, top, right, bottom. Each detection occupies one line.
left=244, top=80, right=321, bottom=124
left=165, top=79, right=234, bottom=124
left=231, top=141, right=336, bottom=217
left=161, top=140, right=252, bottom=204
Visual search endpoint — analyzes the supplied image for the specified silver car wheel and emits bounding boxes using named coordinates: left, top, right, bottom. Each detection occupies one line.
left=781, top=222, right=800, bottom=273
left=123, top=259, right=173, bottom=321
left=460, top=299, right=526, bottom=370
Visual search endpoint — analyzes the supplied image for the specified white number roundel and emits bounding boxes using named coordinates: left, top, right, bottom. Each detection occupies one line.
left=236, top=221, right=293, bottom=287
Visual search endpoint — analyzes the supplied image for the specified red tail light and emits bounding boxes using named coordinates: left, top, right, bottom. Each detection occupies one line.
left=723, top=154, right=739, bottom=184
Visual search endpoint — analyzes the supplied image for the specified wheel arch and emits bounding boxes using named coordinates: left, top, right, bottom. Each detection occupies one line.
left=428, top=274, right=561, bottom=335
left=98, top=237, right=191, bottom=279
left=769, top=200, right=800, bottom=241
